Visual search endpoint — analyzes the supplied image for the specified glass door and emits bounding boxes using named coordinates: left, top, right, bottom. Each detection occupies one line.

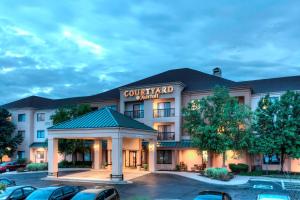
left=129, top=151, right=137, bottom=167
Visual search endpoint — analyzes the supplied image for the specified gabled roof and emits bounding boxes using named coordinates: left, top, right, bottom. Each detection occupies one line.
left=122, top=68, right=237, bottom=91
left=48, top=107, right=155, bottom=131
left=1, top=96, right=54, bottom=109
left=239, top=75, right=300, bottom=94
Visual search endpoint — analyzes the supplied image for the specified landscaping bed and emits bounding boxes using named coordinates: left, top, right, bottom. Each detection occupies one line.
left=200, top=167, right=234, bottom=181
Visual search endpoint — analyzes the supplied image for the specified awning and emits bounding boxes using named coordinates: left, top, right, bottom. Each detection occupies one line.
left=30, top=142, right=47, bottom=148
left=157, top=140, right=196, bottom=148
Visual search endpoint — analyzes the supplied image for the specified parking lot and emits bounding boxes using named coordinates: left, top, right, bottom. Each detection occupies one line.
left=1, top=171, right=299, bottom=200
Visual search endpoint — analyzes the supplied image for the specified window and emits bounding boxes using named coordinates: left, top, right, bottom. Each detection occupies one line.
left=23, top=187, right=35, bottom=196
left=263, top=154, right=280, bottom=164
left=17, top=151, right=25, bottom=159
left=37, top=130, right=45, bottom=139
left=157, top=150, right=172, bottom=164
left=37, top=151, right=44, bottom=159
left=17, top=130, right=25, bottom=138
left=18, top=114, right=26, bottom=122
left=106, top=105, right=117, bottom=110
left=10, top=189, right=23, bottom=199
left=37, top=113, right=45, bottom=121
left=84, top=149, right=91, bottom=161
left=51, top=189, right=63, bottom=199
left=97, top=192, right=105, bottom=200
left=104, top=189, right=115, bottom=198
left=269, top=96, right=279, bottom=103
left=63, top=186, right=74, bottom=195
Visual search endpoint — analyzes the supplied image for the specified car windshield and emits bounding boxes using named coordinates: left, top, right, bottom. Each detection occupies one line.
left=72, top=192, right=97, bottom=200
left=26, top=189, right=54, bottom=200
left=0, top=187, right=17, bottom=198
left=194, top=194, right=222, bottom=200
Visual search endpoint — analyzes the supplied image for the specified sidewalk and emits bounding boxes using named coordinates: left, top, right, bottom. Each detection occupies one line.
left=155, top=171, right=300, bottom=185
left=3, top=168, right=90, bottom=175
left=155, top=171, right=250, bottom=185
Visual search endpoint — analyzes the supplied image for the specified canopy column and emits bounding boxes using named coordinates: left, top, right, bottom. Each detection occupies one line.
left=111, top=137, right=123, bottom=181
left=148, top=138, right=157, bottom=172
left=48, top=138, right=58, bottom=177
left=93, top=140, right=102, bottom=170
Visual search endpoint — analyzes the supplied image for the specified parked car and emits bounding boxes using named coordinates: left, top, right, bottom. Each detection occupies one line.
left=26, top=185, right=86, bottom=200
left=0, top=162, right=26, bottom=173
left=0, top=178, right=16, bottom=187
left=0, top=185, right=36, bottom=200
left=257, top=194, right=291, bottom=200
left=194, top=191, right=232, bottom=200
left=71, top=187, right=120, bottom=200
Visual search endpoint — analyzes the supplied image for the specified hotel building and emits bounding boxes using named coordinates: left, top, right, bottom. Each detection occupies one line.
left=2, top=68, right=300, bottom=180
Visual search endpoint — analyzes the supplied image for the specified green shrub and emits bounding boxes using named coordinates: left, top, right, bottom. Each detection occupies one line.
left=0, top=184, right=6, bottom=191
left=205, top=167, right=229, bottom=179
left=229, top=163, right=249, bottom=173
left=58, top=160, right=72, bottom=168
left=16, top=158, right=27, bottom=164
left=58, top=160, right=92, bottom=168
left=26, top=163, right=48, bottom=171
left=143, top=164, right=148, bottom=170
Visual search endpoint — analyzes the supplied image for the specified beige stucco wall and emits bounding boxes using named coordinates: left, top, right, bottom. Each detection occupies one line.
left=290, top=158, right=300, bottom=172
left=179, top=149, right=203, bottom=171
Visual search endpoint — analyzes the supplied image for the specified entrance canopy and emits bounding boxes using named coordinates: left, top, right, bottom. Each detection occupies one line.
left=47, top=107, right=157, bottom=181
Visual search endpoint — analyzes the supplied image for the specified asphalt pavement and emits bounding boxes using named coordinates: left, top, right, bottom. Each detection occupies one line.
left=1, top=171, right=299, bottom=200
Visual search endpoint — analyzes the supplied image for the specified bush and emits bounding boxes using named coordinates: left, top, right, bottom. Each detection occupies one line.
left=26, top=163, right=48, bottom=171
left=16, top=158, right=27, bottom=164
left=58, top=160, right=92, bottom=168
left=205, top=168, right=229, bottom=179
left=204, top=167, right=233, bottom=181
left=229, top=163, right=249, bottom=173
left=0, top=184, right=6, bottom=191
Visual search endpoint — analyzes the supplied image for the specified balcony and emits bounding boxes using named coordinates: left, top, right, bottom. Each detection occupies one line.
left=157, top=132, right=175, bottom=141
left=124, top=110, right=144, bottom=119
left=153, top=108, right=175, bottom=118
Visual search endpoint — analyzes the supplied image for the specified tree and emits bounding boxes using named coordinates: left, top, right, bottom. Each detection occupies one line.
left=51, top=104, right=92, bottom=162
left=182, top=86, right=252, bottom=167
left=0, top=108, right=23, bottom=162
left=252, top=91, right=300, bottom=173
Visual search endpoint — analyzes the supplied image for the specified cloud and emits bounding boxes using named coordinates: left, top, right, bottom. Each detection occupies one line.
left=0, top=0, right=300, bottom=104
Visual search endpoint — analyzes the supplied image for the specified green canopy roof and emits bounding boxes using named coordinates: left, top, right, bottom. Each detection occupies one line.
left=30, top=142, right=47, bottom=148
left=157, top=140, right=196, bottom=148
left=48, top=107, right=155, bottom=132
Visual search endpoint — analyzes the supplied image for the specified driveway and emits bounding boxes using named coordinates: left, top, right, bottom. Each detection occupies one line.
left=1, top=171, right=299, bottom=200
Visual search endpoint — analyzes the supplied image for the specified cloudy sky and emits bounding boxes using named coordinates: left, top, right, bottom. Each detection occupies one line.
left=1, top=0, right=300, bottom=104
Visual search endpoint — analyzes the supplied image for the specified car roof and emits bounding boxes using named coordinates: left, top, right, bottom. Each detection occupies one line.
left=5, top=185, right=32, bottom=190
left=80, top=189, right=106, bottom=194
left=258, top=194, right=290, bottom=200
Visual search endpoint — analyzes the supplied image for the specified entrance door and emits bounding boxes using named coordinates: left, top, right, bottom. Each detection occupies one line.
left=129, top=151, right=137, bottom=167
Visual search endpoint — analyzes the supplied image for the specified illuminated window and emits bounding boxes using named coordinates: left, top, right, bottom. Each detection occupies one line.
left=157, top=150, right=172, bottom=164
left=37, top=151, right=44, bottom=159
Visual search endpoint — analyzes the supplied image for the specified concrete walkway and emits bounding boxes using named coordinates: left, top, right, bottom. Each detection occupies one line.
left=155, top=171, right=300, bottom=185
left=3, top=168, right=90, bottom=175
left=43, top=169, right=150, bottom=184
left=155, top=171, right=249, bottom=185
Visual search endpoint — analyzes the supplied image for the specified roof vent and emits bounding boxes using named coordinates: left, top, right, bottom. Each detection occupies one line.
left=213, top=67, right=222, bottom=77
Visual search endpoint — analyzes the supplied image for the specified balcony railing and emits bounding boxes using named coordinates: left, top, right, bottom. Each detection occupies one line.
left=153, top=108, right=175, bottom=118
left=157, top=132, right=175, bottom=141
left=124, top=110, right=144, bottom=118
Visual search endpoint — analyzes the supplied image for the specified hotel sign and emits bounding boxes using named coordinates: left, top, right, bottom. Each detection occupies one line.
left=123, top=85, right=174, bottom=100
